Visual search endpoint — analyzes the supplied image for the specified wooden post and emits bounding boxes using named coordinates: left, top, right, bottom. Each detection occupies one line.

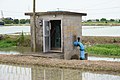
left=33, top=0, right=36, bottom=52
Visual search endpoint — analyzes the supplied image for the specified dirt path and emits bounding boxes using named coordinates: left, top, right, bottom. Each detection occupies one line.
left=0, top=54, right=120, bottom=72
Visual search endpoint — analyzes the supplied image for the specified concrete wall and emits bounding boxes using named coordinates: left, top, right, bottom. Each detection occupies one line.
left=30, top=14, right=82, bottom=59
left=63, top=15, right=82, bottom=59
left=30, top=16, right=43, bottom=51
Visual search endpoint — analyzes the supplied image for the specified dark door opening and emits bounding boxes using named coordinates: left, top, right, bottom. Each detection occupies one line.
left=50, top=20, right=61, bottom=50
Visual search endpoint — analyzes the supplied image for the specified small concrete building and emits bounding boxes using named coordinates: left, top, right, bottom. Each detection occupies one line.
left=25, top=11, right=87, bottom=59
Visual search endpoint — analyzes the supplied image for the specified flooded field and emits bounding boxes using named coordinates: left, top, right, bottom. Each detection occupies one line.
left=0, top=26, right=120, bottom=80
left=82, top=26, right=120, bottom=36
left=0, top=63, right=120, bottom=80
left=0, top=47, right=31, bottom=55
left=0, top=64, right=31, bottom=80
left=0, top=26, right=120, bottom=36
left=0, top=26, right=30, bottom=35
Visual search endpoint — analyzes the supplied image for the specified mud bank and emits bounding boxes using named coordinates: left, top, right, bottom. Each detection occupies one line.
left=0, top=54, right=120, bottom=72
left=82, top=36, right=120, bottom=44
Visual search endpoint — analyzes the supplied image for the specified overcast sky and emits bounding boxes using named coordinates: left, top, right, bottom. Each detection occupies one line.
left=0, top=0, right=120, bottom=20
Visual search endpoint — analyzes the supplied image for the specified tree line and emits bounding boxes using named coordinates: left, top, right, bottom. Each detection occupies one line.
left=86, top=18, right=120, bottom=23
left=2, top=17, right=30, bottom=24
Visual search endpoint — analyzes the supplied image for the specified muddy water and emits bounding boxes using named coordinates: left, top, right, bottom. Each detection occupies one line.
left=0, top=47, right=31, bottom=55
left=0, top=63, right=120, bottom=80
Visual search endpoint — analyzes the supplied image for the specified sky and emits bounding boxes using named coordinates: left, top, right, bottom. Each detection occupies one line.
left=0, top=0, right=120, bottom=20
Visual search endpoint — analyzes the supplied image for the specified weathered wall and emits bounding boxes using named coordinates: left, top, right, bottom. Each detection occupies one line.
left=30, top=16, right=43, bottom=52
left=63, top=15, right=82, bottom=59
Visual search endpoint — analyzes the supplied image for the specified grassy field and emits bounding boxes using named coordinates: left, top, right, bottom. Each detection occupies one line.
left=82, top=36, right=120, bottom=57
left=0, top=36, right=17, bottom=48
left=0, top=35, right=30, bottom=48
left=86, top=44, right=120, bottom=57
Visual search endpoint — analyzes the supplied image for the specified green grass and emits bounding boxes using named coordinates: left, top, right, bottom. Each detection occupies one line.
left=86, top=44, right=120, bottom=56
left=0, top=39, right=17, bottom=48
left=0, top=34, right=31, bottom=48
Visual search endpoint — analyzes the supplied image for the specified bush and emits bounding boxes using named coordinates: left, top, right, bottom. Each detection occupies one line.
left=17, top=32, right=31, bottom=47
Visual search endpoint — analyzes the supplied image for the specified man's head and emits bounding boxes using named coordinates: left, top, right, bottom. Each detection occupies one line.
left=77, top=37, right=80, bottom=42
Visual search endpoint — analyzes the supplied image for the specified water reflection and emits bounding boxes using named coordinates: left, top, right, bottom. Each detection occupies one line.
left=89, top=56, right=120, bottom=62
left=0, top=64, right=31, bottom=80
left=32, top=67, right=81, bottom=80
left=0, top=51, right=19, bottom=55
left=0, top=47, right=31, bottom=55
left=83, top=72, right=120, bottom=80
left=0, top=63, right=120, bottom=80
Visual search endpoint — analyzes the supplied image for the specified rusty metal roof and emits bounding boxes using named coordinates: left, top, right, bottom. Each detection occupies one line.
left=25, top=11, right=87, bottom=16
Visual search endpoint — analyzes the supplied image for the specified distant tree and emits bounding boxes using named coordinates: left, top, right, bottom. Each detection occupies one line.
left=3, top=18, right=13, bottom=24
left=119, top=19, right=120, bottom=23
left=96, top=19, right=99, bottom=22
left=13, top=19, right=19, bottom=24
left=110, top=19, right=115, bottom=22
left=100, top=18, right=107, bottom=22
left=87, top=19, right=92, bottom=22
left=20, top=19, right=26, bottom=24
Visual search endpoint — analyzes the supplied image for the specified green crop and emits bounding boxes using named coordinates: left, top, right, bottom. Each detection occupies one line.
left=86, top=44, right=120, bottom=56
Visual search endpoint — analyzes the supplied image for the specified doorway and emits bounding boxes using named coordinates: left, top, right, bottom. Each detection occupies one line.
left=50, top=20, right=61, bottom=51
left=43, top=20, right=61, bottom=52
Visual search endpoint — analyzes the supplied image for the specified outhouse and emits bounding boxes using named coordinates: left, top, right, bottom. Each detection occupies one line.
left=25, top=11, right=87, bottom=59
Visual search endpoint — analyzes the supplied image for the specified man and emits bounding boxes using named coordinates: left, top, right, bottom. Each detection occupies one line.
left=74, top=37, right=85, bottom=60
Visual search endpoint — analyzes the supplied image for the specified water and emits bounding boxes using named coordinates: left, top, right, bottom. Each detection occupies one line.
left=88, top=56, right=120, bottom=62
left=0, top=64, right=31, bottom=80
left=0, top=26, right=120, bottom=36
left=0, top=47, right=31, bottom=55
left=82, top=26, right=120, bottom=36
left=0, top=26, right=30, bottom=34
left=0, top=51, right=19, bottom=55
left=0, top=63, right=120, bottom=80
